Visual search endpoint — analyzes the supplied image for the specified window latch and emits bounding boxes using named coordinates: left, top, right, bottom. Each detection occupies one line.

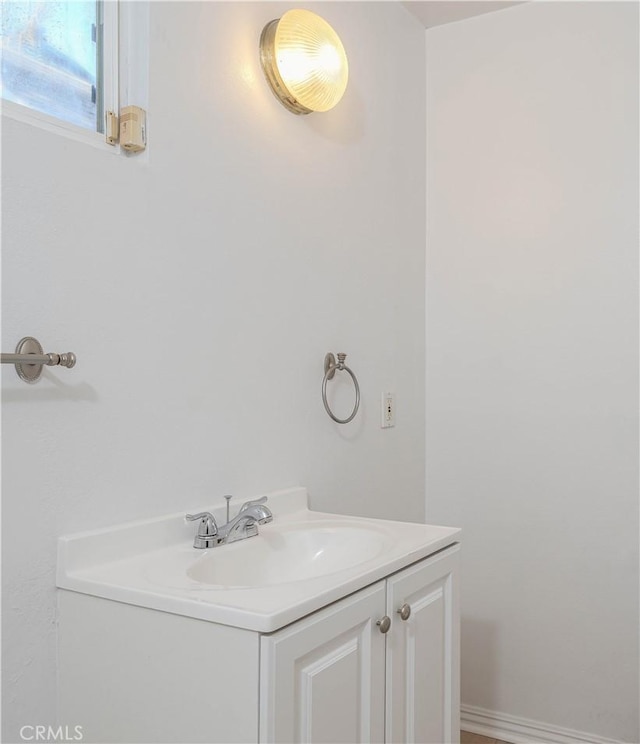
left=105, top=111, right=119, bottom=145
left=105, top=107, right=146, bottom=151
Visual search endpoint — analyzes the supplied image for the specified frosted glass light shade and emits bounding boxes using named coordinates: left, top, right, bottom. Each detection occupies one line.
left=259, top=9, right=348, bottom=115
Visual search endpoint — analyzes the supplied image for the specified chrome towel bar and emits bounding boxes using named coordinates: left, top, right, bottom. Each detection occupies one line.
left=1, top=336, right=76, bottom=383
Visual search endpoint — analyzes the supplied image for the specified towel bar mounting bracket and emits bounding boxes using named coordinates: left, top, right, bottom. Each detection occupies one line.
left=2, top=336, right=76, bottom=384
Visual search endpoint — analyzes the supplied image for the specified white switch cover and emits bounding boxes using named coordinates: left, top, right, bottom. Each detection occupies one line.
left=381, top=392, right=395, bottom=428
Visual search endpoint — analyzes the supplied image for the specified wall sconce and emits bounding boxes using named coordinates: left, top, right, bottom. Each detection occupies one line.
left=259, top=9, right=348, bottom=115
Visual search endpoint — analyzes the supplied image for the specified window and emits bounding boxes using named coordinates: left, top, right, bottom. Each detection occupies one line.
left=1, top=1, right=107, bottom=132
left=1, top=1, right=147, bottom=151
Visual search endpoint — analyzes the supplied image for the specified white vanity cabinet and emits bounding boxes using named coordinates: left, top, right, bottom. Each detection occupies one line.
left=57, top=488, right=460, bottom=744
left=259, top=544, right=459, bottom=744
left=58, top=544, right=459, bottom=744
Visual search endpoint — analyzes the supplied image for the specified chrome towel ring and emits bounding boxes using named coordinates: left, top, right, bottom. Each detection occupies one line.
left=322, top=352, right=360, bottom=424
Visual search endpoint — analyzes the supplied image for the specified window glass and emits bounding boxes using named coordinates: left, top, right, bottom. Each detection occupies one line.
left=1, top=1, right=102, bottom=132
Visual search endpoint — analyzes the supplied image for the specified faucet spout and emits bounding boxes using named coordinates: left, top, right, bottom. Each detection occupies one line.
left=217, top=502, right=273, bottom=544
left=218, top=513, right=260, bottom=544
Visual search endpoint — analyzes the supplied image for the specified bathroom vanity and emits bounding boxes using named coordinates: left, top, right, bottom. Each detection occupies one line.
left=57, top=488, right=460, bottom=743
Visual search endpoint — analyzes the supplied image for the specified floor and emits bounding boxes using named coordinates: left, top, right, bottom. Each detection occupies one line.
left=461, top=731, right=513, bottom=744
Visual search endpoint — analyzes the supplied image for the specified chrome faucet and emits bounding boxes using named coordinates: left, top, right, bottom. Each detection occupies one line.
left=186, top=496, right=272, bottom=549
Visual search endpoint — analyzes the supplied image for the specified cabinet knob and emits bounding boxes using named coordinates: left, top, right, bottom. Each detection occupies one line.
left=376, top=615, right=391, bottom=634
left=397, top=603, right=411, bottom=621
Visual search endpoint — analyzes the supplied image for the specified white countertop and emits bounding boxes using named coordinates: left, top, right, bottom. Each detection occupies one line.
left=57, top=487, right=461, bottom=632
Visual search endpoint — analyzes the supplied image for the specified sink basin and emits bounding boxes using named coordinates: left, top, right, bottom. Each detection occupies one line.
left=186, top=522, right=389, bottom=588
left=58, top=486, right=461, bottom=632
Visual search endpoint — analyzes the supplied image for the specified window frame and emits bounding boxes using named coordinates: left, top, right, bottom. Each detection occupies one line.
left=1, top=0, right=146, bottom=154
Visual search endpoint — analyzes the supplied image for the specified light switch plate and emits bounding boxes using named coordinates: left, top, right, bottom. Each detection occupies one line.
left=381, top=392, right=395, bottom=428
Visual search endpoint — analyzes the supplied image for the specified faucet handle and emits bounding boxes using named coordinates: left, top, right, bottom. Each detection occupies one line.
left=186, top=512, right=219, bottom=549
left=238, top=496, right=273, bottom=525
left=239, top=496, right=268, bottom=513
left=185, top=512, right=218, bottom=536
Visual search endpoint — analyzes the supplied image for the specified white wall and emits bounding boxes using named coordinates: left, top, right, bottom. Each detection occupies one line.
left=426, top=2, right=639, bottom=742
left=1, top=3, right=426, bottom=739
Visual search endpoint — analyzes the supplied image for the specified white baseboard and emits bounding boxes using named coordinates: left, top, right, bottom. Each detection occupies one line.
left=461, top=704, right=625, bottom=744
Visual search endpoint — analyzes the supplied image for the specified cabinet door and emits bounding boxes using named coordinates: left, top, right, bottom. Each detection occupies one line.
left=385, top=545, right=460, bottom=744
left=260, top=582, right=387, bottom=744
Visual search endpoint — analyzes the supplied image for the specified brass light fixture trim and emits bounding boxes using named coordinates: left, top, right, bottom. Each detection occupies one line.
left=259, top=9, right=349, bottom=115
